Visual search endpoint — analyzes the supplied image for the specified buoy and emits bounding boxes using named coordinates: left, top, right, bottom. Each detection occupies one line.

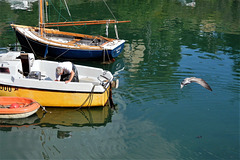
left=9, top=103, right=20, bottom=109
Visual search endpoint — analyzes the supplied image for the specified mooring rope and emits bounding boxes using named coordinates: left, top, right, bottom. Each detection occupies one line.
left=106, top=49, right=111, bottom=61
left=76, top=108, right=93, bottom=125
left=105, top=82, right=115, bottom=109
left=98, top=75, right=115, bottom=108
left=24, top=101, right=48, bottom=113
left=75, top=85, right=96, bottom=110
left=102, top=48, right=111, bottom=63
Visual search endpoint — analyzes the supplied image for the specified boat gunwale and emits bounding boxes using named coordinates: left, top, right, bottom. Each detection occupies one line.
left=0, top=82, right=109, bottom=94
left=0, top=55, right=113, bottom=94
left=11, top=24, right=123, bottom=50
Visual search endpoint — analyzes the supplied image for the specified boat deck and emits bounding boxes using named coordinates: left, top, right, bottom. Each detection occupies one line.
left=0, top=55, right=112, bottom=93
left=45, top=33, right=107, bottom=46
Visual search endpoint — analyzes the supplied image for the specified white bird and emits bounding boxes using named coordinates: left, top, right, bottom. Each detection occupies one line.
left=180, top=77, right=212, bottom=91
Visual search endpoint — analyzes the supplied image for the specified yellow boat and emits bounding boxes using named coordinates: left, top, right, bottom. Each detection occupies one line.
left=0, top=53, right=116, bottom=107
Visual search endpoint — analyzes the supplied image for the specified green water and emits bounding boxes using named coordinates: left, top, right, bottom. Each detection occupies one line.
left=0, top=0, right=239, bottom=159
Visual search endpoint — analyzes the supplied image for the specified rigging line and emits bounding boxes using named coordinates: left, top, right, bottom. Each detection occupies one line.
left=48, top=0, right=79, bottom=29
left=45, top=0, right=48, bottom=22
left=24, top=33, right=37, bottom=57
left=102, top=0, right=117, bottom=20
left=48, top=0, right=69, bottom=22
left=114, top=24, right=119, bottom=39
left=63, top=0, right=71, bottom=17
left=48, top=0, right=50, bottom=22
left=63, top=0, right=76, bottom=29
left=54, top=47, right=71, bottom=60
left=58, top=0, right=62, bottom=23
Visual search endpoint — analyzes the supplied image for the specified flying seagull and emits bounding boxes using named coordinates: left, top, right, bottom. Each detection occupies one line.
left=180, top=77, right=212, bottom=91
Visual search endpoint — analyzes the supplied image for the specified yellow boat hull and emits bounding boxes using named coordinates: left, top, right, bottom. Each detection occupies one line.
left=0, top=84, right=111, bottom=107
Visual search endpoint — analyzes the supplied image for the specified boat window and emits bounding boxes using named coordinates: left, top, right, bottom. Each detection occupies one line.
left=0, top=67, right=10, bottom=74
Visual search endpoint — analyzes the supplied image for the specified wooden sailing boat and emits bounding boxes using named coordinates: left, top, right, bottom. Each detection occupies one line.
left=11, top=0, right=130, bottom=60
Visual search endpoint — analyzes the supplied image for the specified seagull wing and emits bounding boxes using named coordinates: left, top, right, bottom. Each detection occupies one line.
left=180, top=77, right=191, bottom=88
left=190, top=77, right=212, bottom=91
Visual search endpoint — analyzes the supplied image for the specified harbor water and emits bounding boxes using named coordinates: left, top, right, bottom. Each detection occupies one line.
left=0, top=0, right=239, bottom=159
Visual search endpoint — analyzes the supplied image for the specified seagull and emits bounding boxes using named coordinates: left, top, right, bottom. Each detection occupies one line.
left=180, top=77, right=212, bottom=91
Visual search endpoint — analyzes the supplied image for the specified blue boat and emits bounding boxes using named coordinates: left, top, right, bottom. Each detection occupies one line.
left=11, top=0, right=130, bottom=60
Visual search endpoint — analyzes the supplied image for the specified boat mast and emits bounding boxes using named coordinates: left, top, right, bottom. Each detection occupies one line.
left=39, top=0, right=44, bottom=36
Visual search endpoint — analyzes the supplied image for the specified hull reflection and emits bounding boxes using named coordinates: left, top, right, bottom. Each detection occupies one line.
left=0, top=105, right=113, bottom=132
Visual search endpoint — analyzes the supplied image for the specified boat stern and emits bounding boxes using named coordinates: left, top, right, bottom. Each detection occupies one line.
left=102, top=40, right=125, bottom=58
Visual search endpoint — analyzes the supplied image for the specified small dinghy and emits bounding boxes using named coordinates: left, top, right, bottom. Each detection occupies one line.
left=0, top=97, right=40, bottom=119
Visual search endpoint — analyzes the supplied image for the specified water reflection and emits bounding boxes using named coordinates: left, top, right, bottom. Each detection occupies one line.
left=0, top=0, right=239, bottom=159
left=73, top=57, right=125, bottom=77
left=38, top=106, right=112, bottom=128
left=0, top=105, right=113, bottom=132
left=0, top=105, right=114, bottom=158
left=0, top=114, right=39, bottom=131
left=57, top=130, right=72, bottom=139
left=178, top=0, right=196, bottom=7
left=7, top=0, right=38, bottom=11
left=124, top=40, right=145, bottom=74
